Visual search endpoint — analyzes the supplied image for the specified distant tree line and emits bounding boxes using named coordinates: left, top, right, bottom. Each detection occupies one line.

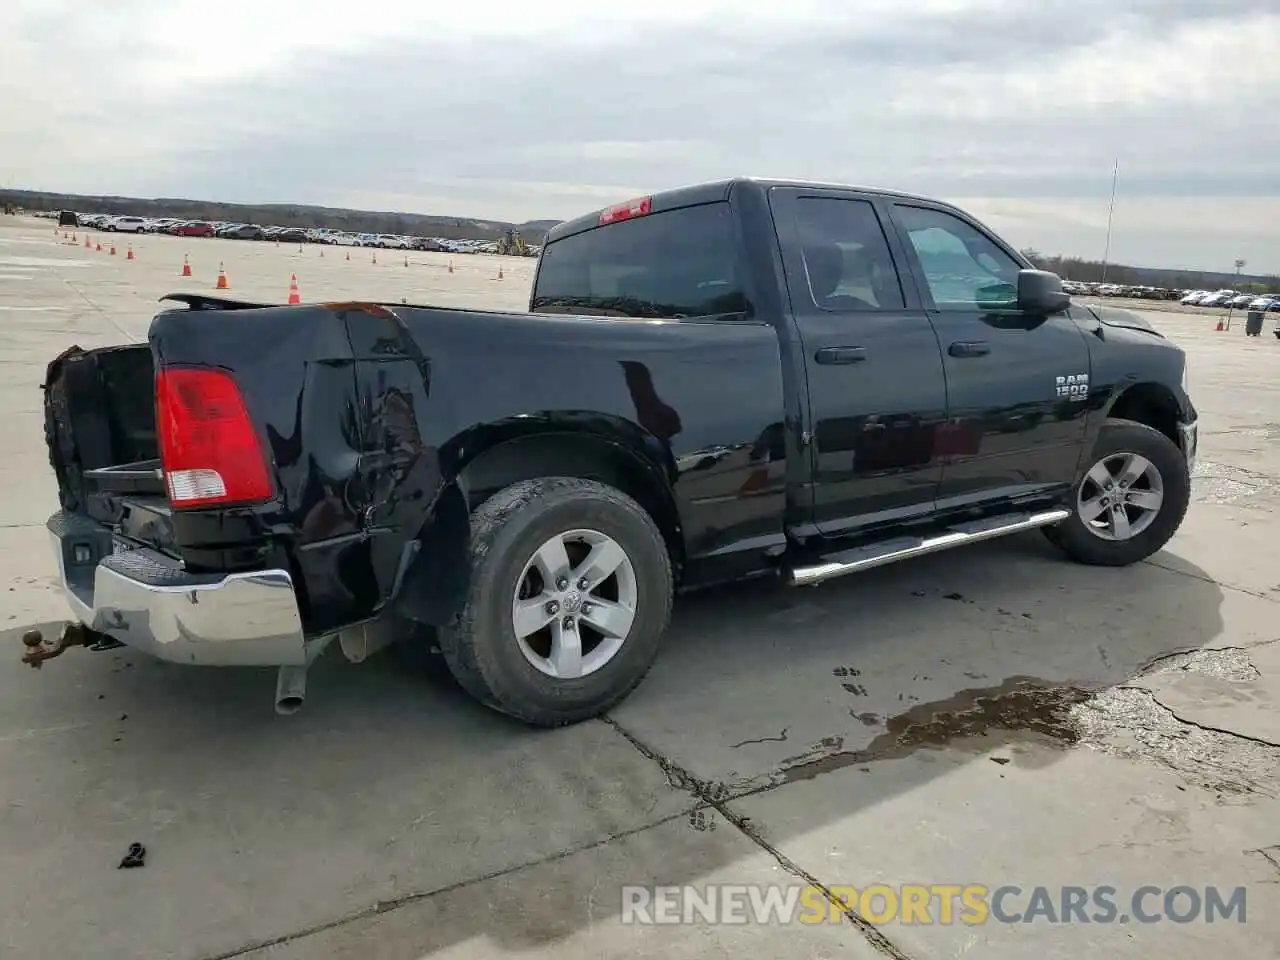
left=0, top=188, right=561, bottom=244
left=1019, top=249, right=1279, bottom=294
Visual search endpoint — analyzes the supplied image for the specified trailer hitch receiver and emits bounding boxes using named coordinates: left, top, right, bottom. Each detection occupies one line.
left=20, top=622, right=115, bottom=668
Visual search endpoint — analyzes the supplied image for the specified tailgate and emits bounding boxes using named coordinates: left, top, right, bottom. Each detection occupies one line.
left=42, top=343, right=163, bottom=516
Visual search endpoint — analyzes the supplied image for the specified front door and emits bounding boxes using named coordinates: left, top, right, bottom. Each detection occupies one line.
left=770, top=187, right=949, bottom=538
left=887, top=202, right=1092, bottom=509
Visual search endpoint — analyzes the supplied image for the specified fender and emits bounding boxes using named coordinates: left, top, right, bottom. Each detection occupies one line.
left=393, top=414, right=681, bottom=628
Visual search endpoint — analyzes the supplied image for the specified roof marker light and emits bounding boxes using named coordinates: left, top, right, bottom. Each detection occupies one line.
left=599, top=196, right=653, bottom=225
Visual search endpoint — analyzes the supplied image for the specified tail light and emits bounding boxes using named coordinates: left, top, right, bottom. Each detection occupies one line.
left=155, top=367, right=272, bottom=508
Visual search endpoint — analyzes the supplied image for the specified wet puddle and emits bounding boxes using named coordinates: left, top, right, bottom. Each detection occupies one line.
left=780, top=677, right=1092, bottom=783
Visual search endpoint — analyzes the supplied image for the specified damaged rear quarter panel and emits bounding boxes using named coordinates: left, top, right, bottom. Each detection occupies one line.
left=150, top=304, right=369, bottom=632
left=341, top=303, right=787, bottom=617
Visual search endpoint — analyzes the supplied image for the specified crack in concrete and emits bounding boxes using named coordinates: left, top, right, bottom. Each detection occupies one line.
left=1247, top=845, right=1280, bottom=874
left=712, top=800, right=914, bottom=960
left=728, top=728, right=789, bottom=749
left=602, top=717, right=916, bottom=960
left=1074, top=687, right=1278, bottom=800
left=1124, top=685, right=1280, bottom=749
left=61, top=279, right=140, bottom=343
left=197, top=809, right=695, bottom=960
left=1141, top=555, right=1280, bottom=604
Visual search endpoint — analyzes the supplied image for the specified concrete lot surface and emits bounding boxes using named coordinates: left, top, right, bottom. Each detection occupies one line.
left=1, top=218, right=1278, bottom=959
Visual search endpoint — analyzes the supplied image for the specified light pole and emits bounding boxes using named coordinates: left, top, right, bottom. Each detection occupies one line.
left=1225, top=258, right=1246, bottom=331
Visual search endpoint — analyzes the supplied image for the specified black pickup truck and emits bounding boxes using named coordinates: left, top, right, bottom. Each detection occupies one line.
left=37, top=178, right=1197, bottom=725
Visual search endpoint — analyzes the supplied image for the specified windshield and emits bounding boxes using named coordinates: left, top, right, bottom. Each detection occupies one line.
left=531, top=201, right=750, bottom=321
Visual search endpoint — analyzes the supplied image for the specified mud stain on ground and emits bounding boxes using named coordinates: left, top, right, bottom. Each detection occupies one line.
left=777, top=649, right=1279, bottom=798
left=781, top=677, right=1092, bottom=783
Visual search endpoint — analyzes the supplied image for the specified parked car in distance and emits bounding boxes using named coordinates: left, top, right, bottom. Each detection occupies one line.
left=170, top=221, right=215, bottom=238
left=106, top=216, right=148, bottom=233
left=219, top=224, right=265, bottom=241
left=39, top=177, right=1197, bottom=727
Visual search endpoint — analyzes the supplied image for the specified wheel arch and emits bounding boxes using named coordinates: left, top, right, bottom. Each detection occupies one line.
left=393, top=415, right=683, bottom=628
left=1103, top=381, right=1182, bottom=447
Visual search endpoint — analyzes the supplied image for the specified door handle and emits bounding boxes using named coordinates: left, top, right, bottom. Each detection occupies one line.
left=948, top=341, right=990, bottom=358
left=814, top=346, right=867, bottom=365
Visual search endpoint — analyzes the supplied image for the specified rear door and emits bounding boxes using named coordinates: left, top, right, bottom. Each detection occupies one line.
left=887, top=201, right=1091, bottom=509
left=769, top=187, right=948, bottom=538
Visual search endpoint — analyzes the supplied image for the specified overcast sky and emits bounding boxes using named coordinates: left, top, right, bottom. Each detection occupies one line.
left=4, top=0, right=1277, bottom=271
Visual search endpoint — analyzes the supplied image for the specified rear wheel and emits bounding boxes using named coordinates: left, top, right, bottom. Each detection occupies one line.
left=438, top=477, right=673, bottom=726
left=1045, top=418, right=1190, bottom=567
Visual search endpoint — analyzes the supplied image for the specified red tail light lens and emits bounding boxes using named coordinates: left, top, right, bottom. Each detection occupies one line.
left=599, top=196, right=652, bottom=225
left=155, top=367, right=272, bottom=508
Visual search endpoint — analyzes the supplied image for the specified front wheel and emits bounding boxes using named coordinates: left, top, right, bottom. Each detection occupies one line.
left=1045, top=418, right=1191, bottom=567
left=437, top=477, right=673, bottom=727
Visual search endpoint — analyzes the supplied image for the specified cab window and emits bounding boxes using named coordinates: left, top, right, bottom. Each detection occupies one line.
left=532, top=202, right=750, bottom=321
left=894, top=205, right=1021, bottom=310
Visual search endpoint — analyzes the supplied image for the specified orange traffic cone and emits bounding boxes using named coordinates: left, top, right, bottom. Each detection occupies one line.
left=95, top=240, right=102, bottom=252
left=83, top=235, right=91, bottom=249
left=126, top=245, right=135, bottom=261
left=215, top=263, right=228, bottom=289
left=287, top=274, right=301, bottom=305
left=1215, top=319, right=1224, bottom=332
left=181, top=254, right=192, bottom=277
left=496, top=265, right=504, bottom=281
left=109, top=243, right=117, bottom=256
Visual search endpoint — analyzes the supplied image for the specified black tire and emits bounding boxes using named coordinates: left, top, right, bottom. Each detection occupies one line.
left=1044, top=418, right=1190, bottom=567
left=437, top=477, right=673, bottom=727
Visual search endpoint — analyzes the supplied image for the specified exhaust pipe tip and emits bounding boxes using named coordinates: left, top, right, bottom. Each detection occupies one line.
left=275, top=665, right=307, bottom=716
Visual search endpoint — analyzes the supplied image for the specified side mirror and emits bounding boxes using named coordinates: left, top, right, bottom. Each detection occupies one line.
left=1017, top=269, right=1071, bottom=314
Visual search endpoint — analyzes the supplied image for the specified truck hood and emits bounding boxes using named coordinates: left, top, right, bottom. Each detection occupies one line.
left=1083, top=304, right=1164, bottom=339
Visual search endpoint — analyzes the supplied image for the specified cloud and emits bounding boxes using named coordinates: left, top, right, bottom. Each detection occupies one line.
left=3, top=0, right=1277, bottom=270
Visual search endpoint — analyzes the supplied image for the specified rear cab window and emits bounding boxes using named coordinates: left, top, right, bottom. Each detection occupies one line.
left=791, top=197, right=907, bottom=312
left=531, top=202, right=751, bottom=321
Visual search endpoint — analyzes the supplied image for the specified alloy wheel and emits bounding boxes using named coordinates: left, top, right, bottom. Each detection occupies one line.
left=511, top=528, right=638, bottom=679
left=1077, top=452, right=1165, bottom=541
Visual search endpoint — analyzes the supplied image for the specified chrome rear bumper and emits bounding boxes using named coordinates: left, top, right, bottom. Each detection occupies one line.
left=47, top=511, right=306, bottom=666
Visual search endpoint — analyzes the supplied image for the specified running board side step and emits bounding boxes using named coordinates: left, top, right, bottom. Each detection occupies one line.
left=785, top=508, right=1071, bottom=587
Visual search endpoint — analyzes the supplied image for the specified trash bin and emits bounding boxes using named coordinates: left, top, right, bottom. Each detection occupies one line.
left=1246, top=311, right=1264, bottom=337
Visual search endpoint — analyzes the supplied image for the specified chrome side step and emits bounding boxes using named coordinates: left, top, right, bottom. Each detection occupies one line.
left=786, top=508, right=1071, bottom=587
